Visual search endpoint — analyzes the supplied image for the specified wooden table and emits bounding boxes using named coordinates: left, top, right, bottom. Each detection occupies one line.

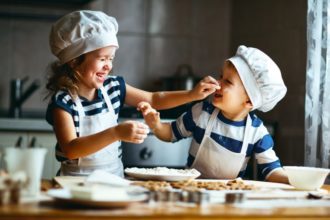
left=0, top=182, right=329, bottom=220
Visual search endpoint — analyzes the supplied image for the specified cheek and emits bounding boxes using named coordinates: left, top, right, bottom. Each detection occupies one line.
left=221, top=86, right=229, bottom=93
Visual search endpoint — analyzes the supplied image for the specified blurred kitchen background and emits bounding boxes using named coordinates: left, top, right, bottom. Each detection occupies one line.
left=0, top=0, right=307, bottom=178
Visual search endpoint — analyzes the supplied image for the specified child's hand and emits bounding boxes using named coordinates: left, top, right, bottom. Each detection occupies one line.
left=115, top=120, right=149, bottom=144
left=189, top=76, right=220, bottom=100
left=137, top=102, right=161, bottom=130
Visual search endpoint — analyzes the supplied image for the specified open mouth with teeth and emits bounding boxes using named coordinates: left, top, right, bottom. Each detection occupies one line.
left=96, top=72, right=106, bottom=81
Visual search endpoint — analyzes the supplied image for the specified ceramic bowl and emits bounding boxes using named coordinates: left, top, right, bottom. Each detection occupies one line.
left=283, top=166, right=330, bottom=190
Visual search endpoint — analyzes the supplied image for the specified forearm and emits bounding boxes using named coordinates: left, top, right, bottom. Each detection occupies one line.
left=126, top=76, right=219, bottom=109
left=151, top=91, right=195, bottom=110
left=266, top=168, right=289, bottom=184
left=59, top=127, right=120, bottom=159
left=152, top=122, right=173, bottom=142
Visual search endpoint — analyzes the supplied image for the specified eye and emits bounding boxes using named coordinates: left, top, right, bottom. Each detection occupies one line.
left=225, top=79, right=232, bottom=85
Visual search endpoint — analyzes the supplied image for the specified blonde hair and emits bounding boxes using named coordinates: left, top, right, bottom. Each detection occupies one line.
left=45, top=55, right=85, bottom=100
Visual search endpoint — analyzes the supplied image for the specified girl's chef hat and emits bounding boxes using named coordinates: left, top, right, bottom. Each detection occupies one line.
left=228, top=45, right=287, bottom=112
left=49, top=10, right=119, bottom=64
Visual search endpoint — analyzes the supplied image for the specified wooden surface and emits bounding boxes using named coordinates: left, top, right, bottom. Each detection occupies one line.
left=0, top=181, right=329, bottom=220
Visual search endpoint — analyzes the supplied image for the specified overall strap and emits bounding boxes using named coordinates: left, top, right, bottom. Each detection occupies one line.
left=240, top=114, right=252, bottom=154
left=100, top=87, right=115, bottom=115
left=204, top=109, right=219, bottom=136
left=73, top=97, right=84, bottom=166
left=74, top=97, right=85, bottom=117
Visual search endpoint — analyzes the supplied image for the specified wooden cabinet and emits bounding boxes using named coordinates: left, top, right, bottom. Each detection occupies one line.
left=0, top=131, right=60, bottom=179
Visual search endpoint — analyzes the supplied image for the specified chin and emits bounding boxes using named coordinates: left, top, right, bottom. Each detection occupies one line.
left=211, top=99, right=221, bottom=109
left=94, top=82, right=104, bottom=88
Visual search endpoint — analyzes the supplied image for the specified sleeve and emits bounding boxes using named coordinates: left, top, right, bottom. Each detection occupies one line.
left=254, top=125, right=282, bottom=180
left=171, top=101, right=204, bottom=142
left=104, top=75, right=126, bottom=110
left=45, top=91, right=75, bottom=125
left=115, top=76, right=126, bottom=109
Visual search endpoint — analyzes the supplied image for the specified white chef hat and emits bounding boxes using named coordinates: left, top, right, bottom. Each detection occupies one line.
left=49, top=10, right=119, bottom=64
left=227, top=45, right=287, bottom=112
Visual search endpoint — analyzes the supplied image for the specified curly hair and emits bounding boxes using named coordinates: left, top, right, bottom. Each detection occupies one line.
left=45, top=55, right=85, bottom=100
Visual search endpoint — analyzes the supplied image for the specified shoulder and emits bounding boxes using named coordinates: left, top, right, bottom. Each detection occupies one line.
left=104, top=75, right=125, bottom=88
left=250, top=112, right=265, bottom=128
left=104, top=75, right=126, bottom=97
left=191, top=100, right=214, bottom=114
left=53, top=90, right=75, bottom=109
left=188, top=101, right=214, bottom=127
left=249, top=112, right=274, bottom=147
left=46, top=90, right=75, bottom=124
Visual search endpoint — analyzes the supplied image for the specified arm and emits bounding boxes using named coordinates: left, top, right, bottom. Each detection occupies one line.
left=137, top=102, right=173, bottom=142
left=53, top=107, right=149, bottom=159
left=125, top=76, right=220, bottom=109
left=266, top=168, right=289, bottom=184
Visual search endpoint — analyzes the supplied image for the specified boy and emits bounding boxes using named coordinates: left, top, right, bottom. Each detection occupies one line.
left=138, top=45, right=289, bottom=183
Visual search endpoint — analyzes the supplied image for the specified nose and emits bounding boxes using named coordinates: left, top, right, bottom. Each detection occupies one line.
left=103, top=62, right=112, bottom=71
left=217, top=79, right=222, bottom=88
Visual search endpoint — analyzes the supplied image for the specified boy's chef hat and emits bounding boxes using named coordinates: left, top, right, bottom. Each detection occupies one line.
left=49, top=10, right=119, bottom=64
left=228, top=45, right=287, bottom=112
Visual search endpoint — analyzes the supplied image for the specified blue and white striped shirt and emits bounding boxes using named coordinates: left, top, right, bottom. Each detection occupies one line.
left=171, top=101, right=282, bottom=180
left=46, top=75, right=126, bottom=162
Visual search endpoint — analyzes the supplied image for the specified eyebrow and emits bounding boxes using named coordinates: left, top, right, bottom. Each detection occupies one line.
left=96, top=54, right=115, bottom=58
left=221, top=74, right=233, bottom=85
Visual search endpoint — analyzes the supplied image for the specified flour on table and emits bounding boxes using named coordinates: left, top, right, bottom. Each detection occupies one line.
left=125, top=167, right=200, bottom=176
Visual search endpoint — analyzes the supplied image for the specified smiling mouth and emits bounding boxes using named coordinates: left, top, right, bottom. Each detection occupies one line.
left=96, top=73, right=105, bottom=80
left=214, top=93, right=222, bottom=98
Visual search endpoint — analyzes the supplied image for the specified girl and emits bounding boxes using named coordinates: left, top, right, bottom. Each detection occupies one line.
left=45, top=10, right=219, bottom=176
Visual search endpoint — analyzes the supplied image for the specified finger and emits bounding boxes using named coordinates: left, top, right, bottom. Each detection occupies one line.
left=130, top=138, right=144, bottom=144
left=200, top=82, right=220, bottom=91
left=136, top=102, right=144, bottom=111
left=141, top=108, right=157, bottom=116
left=132, top=134, right=148, bottom=143
left=203, top=76, right=220, bottom=89
left=206, top=87, right=218, bottom=93
left=136, top=122, right=149, bottom=130
left=151, top=112, right=160, bottom=120
left=137, top=102, right=150, bottom=111
left=134, top=133, right=148, bottom=140
left=137, top=104, right=147, bottom=112
left=203, top=75, right=218, bottom=83
left=135, top=127, right=150, bottom=135
left=145, top=113, right=159, bottom=122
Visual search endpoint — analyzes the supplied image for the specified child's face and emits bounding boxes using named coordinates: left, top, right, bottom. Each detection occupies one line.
left=75, top=46, right=116, bottom=92
left=212, top=62, right=251, bottom=119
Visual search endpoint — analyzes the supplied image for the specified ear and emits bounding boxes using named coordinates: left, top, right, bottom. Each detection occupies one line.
left=245, top=99, right=253, bottom=110
left=68, top=60, right=75, bottom=69
left=68, top=58, right=79, bottom=69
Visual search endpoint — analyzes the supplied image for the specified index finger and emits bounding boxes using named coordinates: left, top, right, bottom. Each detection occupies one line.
left=137, top=101, right=151, bottom=111
left=203, top=76, right=219, bottom=85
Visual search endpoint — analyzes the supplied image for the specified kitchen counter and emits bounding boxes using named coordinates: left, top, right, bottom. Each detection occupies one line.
left=0, top=181, right=329, bottom=220
left=0, top=118, right=52, bottom=132
left=0, top=117, right=159, bottom=132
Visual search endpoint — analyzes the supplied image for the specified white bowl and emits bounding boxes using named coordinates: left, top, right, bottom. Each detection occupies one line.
left=283, top=166, right=330, bottom=190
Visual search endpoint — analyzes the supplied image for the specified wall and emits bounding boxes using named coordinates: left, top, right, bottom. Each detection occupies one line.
left=231, top=0, right=307, bottom=166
